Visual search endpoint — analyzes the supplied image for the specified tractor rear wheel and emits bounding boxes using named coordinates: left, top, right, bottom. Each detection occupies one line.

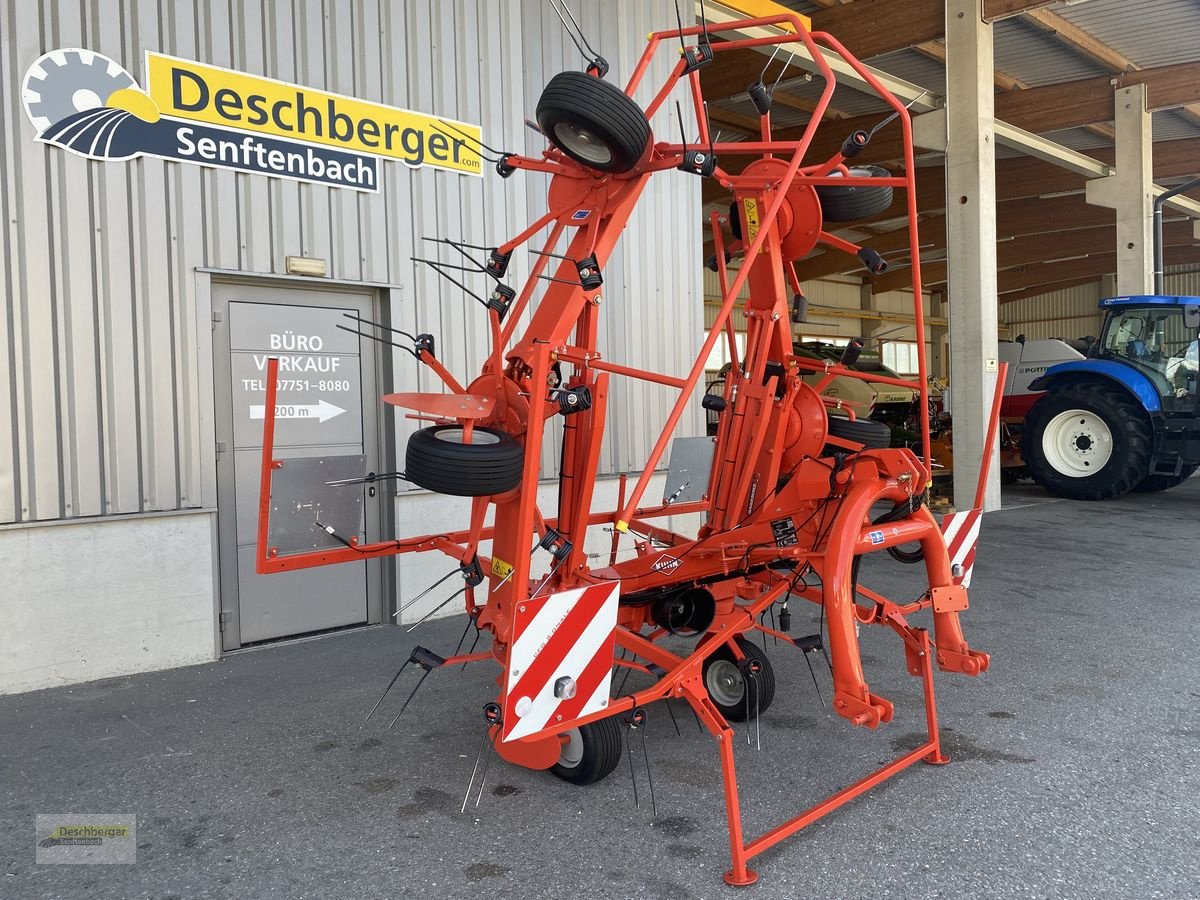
left=1133, top=464, right=1198, bottom=493
left=1022, top=384, right=1152, bottom=501
left=702, top=637, right=776, bottom=722
left=405, top=425, right=524, bottom=496
left=550, top=716, right=624, bottom=785
left=536, top=72, right=651, bottom=173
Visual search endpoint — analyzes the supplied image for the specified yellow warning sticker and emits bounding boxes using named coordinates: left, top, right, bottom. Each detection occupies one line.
left=742, top=197, right=761, bottom=245
left=490, top=557, right=514, bottom=579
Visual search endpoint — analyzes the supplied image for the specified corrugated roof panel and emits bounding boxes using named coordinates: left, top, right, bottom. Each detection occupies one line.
left=866, top=49, right=946, bottom=93
left=993, top=18, right=1111, bottom=86
left=1057, top=0, right=1200, bottom=69
left=1153, top=110, right=1200, bottom=141
left=1039, top=127, right=1115, bottom=152
left=773, top=74, right=893, bottom=116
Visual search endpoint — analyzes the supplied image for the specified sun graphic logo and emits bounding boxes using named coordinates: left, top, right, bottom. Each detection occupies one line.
left=22, top=48, right=161, bottom=160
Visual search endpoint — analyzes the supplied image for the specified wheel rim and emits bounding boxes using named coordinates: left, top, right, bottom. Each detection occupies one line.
left=705, top=659, right=744, bottom=707
left=553, top=122, right=613, bottom=165
left=434, top=427, right=500, bottom=446
left=1042, top=409, right=1113, bottom=477
left=557, top=727, right=584, bottom=768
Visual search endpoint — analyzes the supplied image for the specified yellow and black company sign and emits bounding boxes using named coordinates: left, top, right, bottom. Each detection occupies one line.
left=22, top=48, right=482, bottom=191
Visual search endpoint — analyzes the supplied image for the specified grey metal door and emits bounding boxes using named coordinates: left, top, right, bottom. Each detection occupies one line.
left=212, top=280, right=383, bottom=649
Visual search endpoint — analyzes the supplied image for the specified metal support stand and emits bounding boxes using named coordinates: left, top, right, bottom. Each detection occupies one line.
left=678, top=627, right=945, bottom=888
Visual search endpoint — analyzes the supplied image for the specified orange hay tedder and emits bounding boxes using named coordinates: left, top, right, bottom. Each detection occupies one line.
left=256, top=6, right=996, bottom=887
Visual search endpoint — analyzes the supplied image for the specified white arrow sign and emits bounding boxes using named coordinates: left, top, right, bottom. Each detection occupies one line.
left=249, top=399, right=347, bottom=423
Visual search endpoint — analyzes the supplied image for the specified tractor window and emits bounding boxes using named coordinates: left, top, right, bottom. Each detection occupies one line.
left=1101, top=307, right=1199, bottom=404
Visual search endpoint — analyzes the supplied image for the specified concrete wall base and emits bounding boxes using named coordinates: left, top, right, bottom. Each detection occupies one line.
left=0, top=512, right=218, bottom=695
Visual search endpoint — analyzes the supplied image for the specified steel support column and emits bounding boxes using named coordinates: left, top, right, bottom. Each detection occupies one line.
left=1085, top=84, right=1154, bottom=295
left=945, top=0, right=1000, bottom=512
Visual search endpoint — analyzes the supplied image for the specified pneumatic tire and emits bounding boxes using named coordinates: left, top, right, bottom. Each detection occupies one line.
left=550, top=716, right=624, bottom=786
left=826, top=415, right=892, bottom=451
left=815, top=165, right=894, bottom=222
left=1133, top=464, right=1197, bottom=493
left=702, top=637, right=776, bottom=722
left=405, top=425, right=524, bottom=497
left=536, top=72, right=651, bottom=173
left=1022, top=384, right=1152, bottom=501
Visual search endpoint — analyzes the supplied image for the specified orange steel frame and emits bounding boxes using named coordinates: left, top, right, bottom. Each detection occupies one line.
left=255, top=13, right=994, bottom=887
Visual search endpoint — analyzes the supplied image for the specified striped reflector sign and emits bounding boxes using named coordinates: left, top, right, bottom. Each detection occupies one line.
left=940, top=508, right=982, bottom=588
left=501, top=581, right=620, bottom=743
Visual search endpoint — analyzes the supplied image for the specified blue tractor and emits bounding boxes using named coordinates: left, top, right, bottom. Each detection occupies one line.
left=1022, top=295, right=1200, bottom=500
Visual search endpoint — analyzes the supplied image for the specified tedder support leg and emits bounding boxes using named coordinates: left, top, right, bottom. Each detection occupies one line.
left=684, top=625, right=948, bottom=887
left=918, top=628, right=950, bottom=765
left=677, top=674, right=758, bottom=887
left=718, top=727, right=758, bottom=887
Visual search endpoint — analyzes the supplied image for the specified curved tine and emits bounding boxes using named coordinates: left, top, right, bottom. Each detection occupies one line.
left=395, top=566, right=460, bottom=618
left=770, top=52, right=796, bottom=92
left=556, top=0, right=602, bottom=61
left=641, top=722, right=657, bottom=818
left=757, top=45, right=782, bottom=83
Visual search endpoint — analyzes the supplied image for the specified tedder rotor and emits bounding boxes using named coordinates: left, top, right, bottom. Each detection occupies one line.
left=255, top=7, right=995, bottom=887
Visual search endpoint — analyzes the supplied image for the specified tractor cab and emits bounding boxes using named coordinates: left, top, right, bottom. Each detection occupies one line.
left=1096, top=295, right=1200, bottom=415
left=1023, top=295, right=1200, bottom=500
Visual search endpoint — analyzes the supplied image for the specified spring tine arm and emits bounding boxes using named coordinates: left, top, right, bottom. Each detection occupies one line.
left=395, top=567, right=460, bottom=619
left=641, top=720, right=657, bottom=818
left=664, top=698, right=681, bottom=737
left=461, top=724, right=493, bottom=813
left=365, top=658, right=412, bottom=722
left=406, top=585, right=468, bottom=633
left=474, top=731, right=498, bottom=808
left=387, top=668, right=432, bottom=729
left=461, top=625, right=482, bottom=672
left=452, top=615, right=474, bottom=659
left=803, top=651, right=824, bottom=707
left=627, top=726, right=640, bottom=810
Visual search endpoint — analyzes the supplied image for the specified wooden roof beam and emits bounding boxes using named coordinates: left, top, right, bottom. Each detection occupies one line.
left=806, top=0, right=944, bottom=60
left=912, top=38, right=1117, bottom=142
left=1022, top=7, right=1200, bottom=129
left=984, top=0, right=1063, bottom=21
left=994, top=60, right=1200, bottom=133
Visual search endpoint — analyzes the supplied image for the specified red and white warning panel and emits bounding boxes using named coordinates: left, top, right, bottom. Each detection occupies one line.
left=941, top=509, right=982, bottom=588
left=501, top=582, right=620, bottom=743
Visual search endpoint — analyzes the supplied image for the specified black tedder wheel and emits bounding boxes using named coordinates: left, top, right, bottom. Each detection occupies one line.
left=816, top=165, right=895, bottom=222
left=405, top=425, right=524, bottom=497
left=826, top=415, right=892, bottom=451
left=551, top=716, right=624, bottom=785
left=729, top=200, right=743, bottom=241
left=536, top=71, right=652, bottom=173
left=702, top=637, right=776, bottom=722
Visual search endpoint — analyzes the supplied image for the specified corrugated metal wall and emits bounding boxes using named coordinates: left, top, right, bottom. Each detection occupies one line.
left=1003, top=270, right=1200, bottom=341
left=1162, top=268, right=1200, bottom=297
left=1002, top=282, right=1107, bottom=341
left=0, top=0, right=700, bottom=524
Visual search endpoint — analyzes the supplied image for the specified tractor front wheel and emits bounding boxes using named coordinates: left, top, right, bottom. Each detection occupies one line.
left=1022, top=384, right=1152, bottom=501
